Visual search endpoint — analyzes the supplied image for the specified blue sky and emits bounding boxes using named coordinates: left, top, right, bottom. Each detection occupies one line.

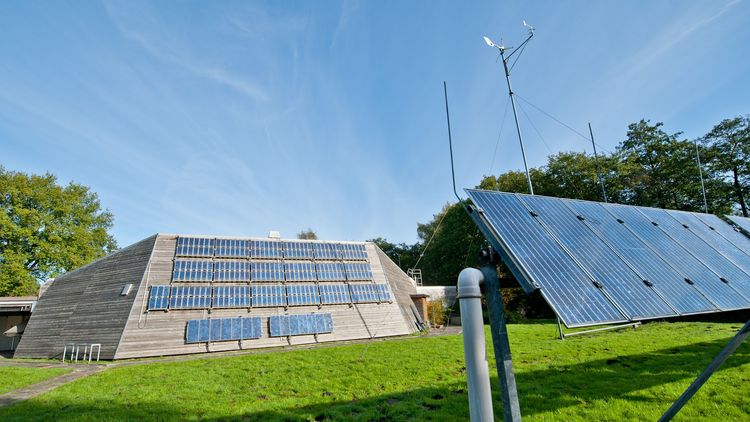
left=1, top=1, right=748, bottom=247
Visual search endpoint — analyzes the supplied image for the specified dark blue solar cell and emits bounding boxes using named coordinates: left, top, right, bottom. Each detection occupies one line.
left=697, top=214, right=750, bottom=253
left=605, top=205, right=748, bottom=310
left=637, top=207, right=750, bottom=303
left=566, top=200, right=716, bottom=315
left=518, top=195, right=675, bottom=320
left=728, top=215, right=750, bottom=234
left=466, top=190, right=626, bottom=327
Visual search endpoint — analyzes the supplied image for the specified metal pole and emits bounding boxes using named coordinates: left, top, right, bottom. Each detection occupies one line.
left=500, top=49, right=534, bottom=195
left=695, top=139, right=709, bottom=213
left=659, top=318, right=750, bottom=421
left=457, top=268, right=495, bottom=421
left=588, top=123, right=607, bottom=203
left=480, top=249, right=522, bottom=422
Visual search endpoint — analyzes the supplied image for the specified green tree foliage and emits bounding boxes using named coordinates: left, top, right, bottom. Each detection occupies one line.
left=0, top=167, right=117, bottom=296
left=700, top=115, right=750, bottom=216
left=296, top=229, right=318, bottom=240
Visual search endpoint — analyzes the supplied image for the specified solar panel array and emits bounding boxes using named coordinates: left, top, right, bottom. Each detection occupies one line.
left=185, top=317, right=262, bottom=343
left=147, top=282, right=392, bottom=310
left=466, top=189, right=750, bottom=328
left=269, top=313, right=334, bottom=337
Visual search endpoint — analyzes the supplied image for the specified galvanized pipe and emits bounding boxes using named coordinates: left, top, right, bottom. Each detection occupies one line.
left=457, top=268, right=494, bottom=421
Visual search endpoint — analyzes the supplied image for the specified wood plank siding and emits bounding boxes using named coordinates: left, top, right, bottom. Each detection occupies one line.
left=14, top=236, right=157, bottom=359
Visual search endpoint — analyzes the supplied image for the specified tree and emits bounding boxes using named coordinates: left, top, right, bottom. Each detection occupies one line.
left=297, top=229, right=318, bottom=240
left=700, top=115, right=750, bottom=216
left=0, top=167, right=117, bottom=296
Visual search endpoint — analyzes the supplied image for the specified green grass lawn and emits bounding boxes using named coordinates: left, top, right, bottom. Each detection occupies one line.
left=1, top=321, right=748, bottom=421
left=0, top=367, right=71, bottom=395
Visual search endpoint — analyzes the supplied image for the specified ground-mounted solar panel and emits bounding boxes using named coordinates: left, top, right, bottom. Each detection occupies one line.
left=667, top=210, right=750, bottom=279
left=349, top=283, right=379, bottom=303
left=518, top=195, right=677, bottom=320
left=212, top=285, right=252, bottom=308
left=376, top=284, right=392, bottom=302
left=637, top=207, right=750, bottom=302
left=185, top=317, right=261, bottom=343
left=214, top=260, right=251, bottom=282
left=169, top=286, right=211, bottom=309
left=147, top=285, right=170, bottom=310
left=312, top=242, right=341, bottom=260
left=251, top=261, right=284, bottom=282
left=214, top=238, right=249, bottom=258
left=282, top=241, right=315, bottom=260
left=697, top=214, right=750, bottom=254
left=339, top=243, right=368, bottom=260
left=251, top=284, right=286, bottom=307
left=344, top=262, right=373, bottom=281
left=466, top=190, right=626, bottom=327
left=269, top=313, right=333, bottom=337
left=251, top=239, right=282, bottom=259
left=604, top=204, right=747, bottom=311
left=565, top=200, right=717, bottom=315
left=728, top=215, right=750, bottom=235
left=319, top=283, right=351, bottom=304
left=284, top=261, right=317, bottom=282
left=286, top=284, right=320, bottom=306
left=467, top=189, right=750, bottom=327
left=172, top=259, right=213, bottom=282
left=316, top=261, right=346, bottom=281
left=176, top=237, right=215, bottom=257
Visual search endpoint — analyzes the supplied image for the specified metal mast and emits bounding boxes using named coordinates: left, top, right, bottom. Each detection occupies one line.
left=588, top=122, right=608, bottom=203
left=484, top=23, right=536, bottom=195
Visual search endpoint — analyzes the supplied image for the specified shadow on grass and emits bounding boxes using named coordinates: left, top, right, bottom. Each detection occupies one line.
left=0, top=336, right=747, bottom=421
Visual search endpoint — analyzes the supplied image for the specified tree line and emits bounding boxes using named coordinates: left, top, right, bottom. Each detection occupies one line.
left=372, top=116, right=750, bottom=285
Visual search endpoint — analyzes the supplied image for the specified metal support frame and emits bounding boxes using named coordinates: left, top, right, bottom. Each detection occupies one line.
left=556, top=317, right=640, bottom=340
left=659, top=318, right=750, bottom=421
left=480, top=248, right=522, bottom=422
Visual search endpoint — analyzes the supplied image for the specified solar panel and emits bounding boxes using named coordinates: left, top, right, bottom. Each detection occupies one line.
left=517, top=195, right=676, bottom=320
left=251, top=284, right=287, bottom=307
left=251, top=239, right=282, bottom=259
left=212, top=285, right=252, bottom=308
left=284, top=261, right=317, bottom=282
left=214, top=260, right=251, bottom=282
left=268, top=313, right=333, bottom=337
left=316, top=262, right=346, bottom=281
left=697, top=214, right=750, bottom=253
left=466, top=189, right=750, bottom=327
left=176, top=237, right=215, bottom=257
left=637, top=207, right=750, bottom=303
left=283, top=241, right=315, bottom=260
left=286, top=284, right=320, bottom=306
left=319, top=283, right=351, bottom=304
left=313, top=242, right=341, bottom=260
left=340, top=243, right=368, bottom=260
left=344, top=262, right=373, bottom=281
left=169, top=286, right=211, bottom=309
left=565, top=200, right=716, bottom=315
left=214, top=238, right=249, bottom=258
left=604, top=204, right=747, bottom=310
left=349, top=283, right=379, bottom=303
left=172, top=259, right=213, bottom=282
left=466, top=190, right=626, bottom=327
left=251, top=261, right=284, bottom=282
left=376, top=284, right=392, bottom=302
left=147, top=285, right=170, bottom=310
left=728, top=215, right=750, bottom=235
left=186, top=317, right=262, bottom=343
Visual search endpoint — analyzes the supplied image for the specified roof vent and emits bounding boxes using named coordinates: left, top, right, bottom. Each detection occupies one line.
left=268, top=231, right=281, bottom=239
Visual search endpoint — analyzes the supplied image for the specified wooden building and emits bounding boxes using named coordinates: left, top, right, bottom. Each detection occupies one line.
left=15, top=234, right=424, bottom=360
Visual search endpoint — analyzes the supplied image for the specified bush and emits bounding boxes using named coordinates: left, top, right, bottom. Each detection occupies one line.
left=428, top=300, right=446, bottom=327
